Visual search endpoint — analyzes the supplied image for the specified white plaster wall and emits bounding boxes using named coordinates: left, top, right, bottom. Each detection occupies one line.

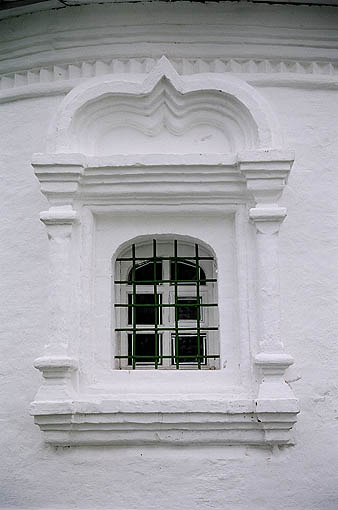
left=1, top=3, right=338, bottom=509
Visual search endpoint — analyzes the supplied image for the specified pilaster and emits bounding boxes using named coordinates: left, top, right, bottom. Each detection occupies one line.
left=32, top=205, right=79, bottom=404
left=239, top=150, right=299, bottom=433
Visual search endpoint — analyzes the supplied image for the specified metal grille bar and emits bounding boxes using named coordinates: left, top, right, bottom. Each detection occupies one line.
left=115, top=239, right=219, bottom=369
left=116, top=327, right=218, bottom=331
left=115, top=303, right=218, bottom=308
left=116, top=256, right=215, bottom=261
left=114, top=279, right=216, bottom=284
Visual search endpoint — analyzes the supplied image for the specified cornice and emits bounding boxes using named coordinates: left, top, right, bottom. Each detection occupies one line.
left=2, top=0, right=338, bottom=21
left=1, top=5, right=338, bottom=66
left=32, top=150, right=294, bottom=206
left=1, top=57, right=338, bottom=104
left=1, top=0, right=338, bottom=22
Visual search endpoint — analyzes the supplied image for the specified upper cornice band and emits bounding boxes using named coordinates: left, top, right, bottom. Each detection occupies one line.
left=1, top=57, right=338, bottom=105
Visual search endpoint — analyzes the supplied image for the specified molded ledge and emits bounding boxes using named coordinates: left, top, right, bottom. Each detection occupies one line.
left=30, top=397, right=299, bottom=446
left=34, top=356, right=79, bottom=372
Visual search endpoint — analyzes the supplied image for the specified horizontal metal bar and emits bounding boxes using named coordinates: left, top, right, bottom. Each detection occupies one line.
left=115, top=303, right=218, bottom=308
left=115, top=327, right=218, bottom=331
left=114, top=279, right=216, bottom=284
left=115, top=355, right=220, bottom=359
left=116, top=256, right=214, bottom=262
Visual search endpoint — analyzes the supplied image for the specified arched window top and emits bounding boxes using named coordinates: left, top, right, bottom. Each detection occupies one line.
left=115, top=237, right=219, bottom=370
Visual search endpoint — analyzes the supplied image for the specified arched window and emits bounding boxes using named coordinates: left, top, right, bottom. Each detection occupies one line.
left=114, top=238, right=219, bottom=369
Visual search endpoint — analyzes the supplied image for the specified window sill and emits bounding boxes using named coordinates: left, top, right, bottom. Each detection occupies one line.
left=30, top=394, right=299, bottom=447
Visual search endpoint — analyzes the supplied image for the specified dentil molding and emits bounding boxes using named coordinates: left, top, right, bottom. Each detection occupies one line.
left=1, top=57, right=338, bottom=104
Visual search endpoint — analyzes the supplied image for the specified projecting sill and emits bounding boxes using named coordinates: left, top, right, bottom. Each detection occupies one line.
left=30, top=397, right=299, bottom=446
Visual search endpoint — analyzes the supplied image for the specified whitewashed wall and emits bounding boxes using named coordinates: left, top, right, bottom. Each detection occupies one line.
left=1, top=3, right=338, bottom=509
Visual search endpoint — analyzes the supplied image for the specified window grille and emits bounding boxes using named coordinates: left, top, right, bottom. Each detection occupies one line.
left=114, top=239, right=219, bottom=369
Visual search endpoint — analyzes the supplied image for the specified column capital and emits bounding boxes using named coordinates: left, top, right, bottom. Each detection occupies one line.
left=249, top=206, right=287, bottom=234
left=32, top=152, right=85, bottom=206
left=34, top=355, right=78, bottom=375
left=238, top=149, right=294, bottom=206
left=40, top=206, right=79, bottom=238
left=255, top=352, right=294, bottom=371
left=40, top=205, right=79, bottom=225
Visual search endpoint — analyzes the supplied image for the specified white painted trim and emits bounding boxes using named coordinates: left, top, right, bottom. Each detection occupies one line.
left=30, top=65, right=299, bottom=446
left=48, top=58, right=281, bottom=152
left=1, top=72, right=338, bottom=106
left=2, top=59, right=338, bottom=93
left=31, top=397, right=298, bottom=446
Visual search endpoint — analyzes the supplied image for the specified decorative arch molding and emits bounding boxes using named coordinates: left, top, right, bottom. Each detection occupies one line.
left=47, top=56, right=282, bottom=154
left=30, top=56, right=299, bottom=447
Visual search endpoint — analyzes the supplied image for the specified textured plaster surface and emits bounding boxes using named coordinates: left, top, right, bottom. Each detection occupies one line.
left=1, top=2, right=338, bottom=75
left=1, top=3, right=338, bottom=510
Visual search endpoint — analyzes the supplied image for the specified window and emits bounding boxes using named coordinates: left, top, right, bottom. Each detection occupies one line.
left=31, top=63, right=299, bottom=446
left=114, top=238, right=219, bottom=369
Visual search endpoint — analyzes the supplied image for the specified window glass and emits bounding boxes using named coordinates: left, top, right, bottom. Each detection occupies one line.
left=170, top=260, right=206, bottom=284
left=128, top=334, right=162, bottom=365
left=128, top=261, right=162, bottom=284
left=177, top=297, right=201, bottom=321
left=128, top=294, right=162, bottom=324
left=171, top=334, right=206, bottom=365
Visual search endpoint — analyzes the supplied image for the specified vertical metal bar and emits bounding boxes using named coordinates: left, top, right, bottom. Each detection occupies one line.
left=195, top=243, right=201, bottom=369
left=174, top=240, right=179, bottom=369
left=153, top=239, right=158, bottom=369
left=132, top=243, right=136, bottom=369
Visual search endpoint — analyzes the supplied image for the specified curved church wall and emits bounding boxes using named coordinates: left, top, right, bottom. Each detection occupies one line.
left=1, top=3, right=338, bottom=509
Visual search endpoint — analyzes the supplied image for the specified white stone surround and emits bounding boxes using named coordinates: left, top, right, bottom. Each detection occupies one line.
left=29, top=57, right=299, bottom=446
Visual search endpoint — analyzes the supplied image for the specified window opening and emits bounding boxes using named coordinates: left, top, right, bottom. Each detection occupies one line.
left=115, top=238, right=219, bottom=369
